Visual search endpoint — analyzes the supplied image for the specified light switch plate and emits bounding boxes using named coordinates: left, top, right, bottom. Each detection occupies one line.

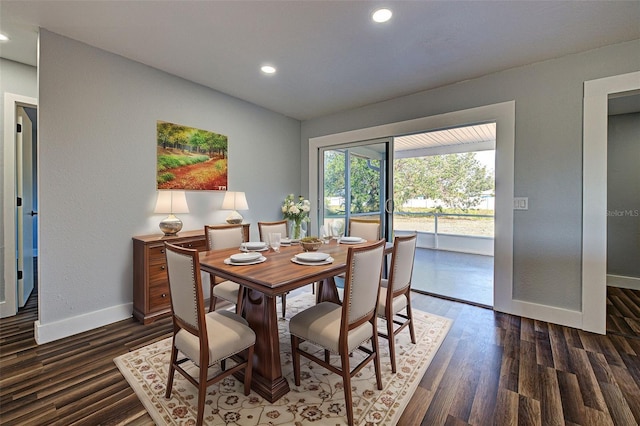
left=514, top=197, right=528, bottom=210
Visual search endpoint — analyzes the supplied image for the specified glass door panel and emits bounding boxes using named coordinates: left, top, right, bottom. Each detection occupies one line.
left=320, top=138, right=393, bottom=241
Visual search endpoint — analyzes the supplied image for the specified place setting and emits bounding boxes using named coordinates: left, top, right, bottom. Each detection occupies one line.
left=240, top=241, right=269, bottom=252
left=339, top=236, right=366, bottom=244
left=224, top=251, right=267, bottom=266
left=291, top=251, right=334, bottom=266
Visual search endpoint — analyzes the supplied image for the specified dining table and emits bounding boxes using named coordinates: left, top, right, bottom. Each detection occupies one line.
left=198, top=238, right=391, bottom=402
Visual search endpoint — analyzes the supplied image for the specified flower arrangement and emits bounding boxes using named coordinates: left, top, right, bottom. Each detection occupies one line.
left=282, top=194, right=311, bottom=239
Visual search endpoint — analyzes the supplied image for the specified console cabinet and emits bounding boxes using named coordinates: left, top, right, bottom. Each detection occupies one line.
left=132, top=225, right=250, bottom=324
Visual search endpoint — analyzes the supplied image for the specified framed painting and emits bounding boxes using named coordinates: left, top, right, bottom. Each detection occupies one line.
left=156, top=120, right=228, bottom=190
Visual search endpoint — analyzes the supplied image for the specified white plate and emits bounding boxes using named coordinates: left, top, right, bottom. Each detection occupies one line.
left=295, top=252, right=330, bottom=262
left=224, top=256, right=267, bottom=266
left=280, top=238, right=292, bottom=245
left=340, top=237, right=366, bottom=244
left=244, top=242, right=267, bottom=250
left=291, top=256, right=334, bottom=266
left=241, top=246, right=269, bottom=252
left=230, top=252, right=262, bottom=263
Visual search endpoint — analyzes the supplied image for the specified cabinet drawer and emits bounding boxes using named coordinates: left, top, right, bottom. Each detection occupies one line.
left=149, top=263, right=168, bottom=285
left=149, top=281, right=171, bottom=311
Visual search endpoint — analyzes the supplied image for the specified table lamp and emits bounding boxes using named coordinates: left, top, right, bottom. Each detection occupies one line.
left=154, top=191, right=189, bottom=235
left=221, top=191, right=249, bottom=224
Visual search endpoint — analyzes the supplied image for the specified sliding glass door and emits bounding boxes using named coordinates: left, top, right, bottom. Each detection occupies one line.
left=319, top=138, right=393, bottom=241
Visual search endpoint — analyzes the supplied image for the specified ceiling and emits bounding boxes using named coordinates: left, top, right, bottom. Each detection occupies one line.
left=1, top=1, right=639, bottom=121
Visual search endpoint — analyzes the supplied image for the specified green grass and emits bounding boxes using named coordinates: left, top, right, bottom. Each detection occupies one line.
left=157, top=172, right=175, bottom=184
left=157, top=154, right=209, bottom=172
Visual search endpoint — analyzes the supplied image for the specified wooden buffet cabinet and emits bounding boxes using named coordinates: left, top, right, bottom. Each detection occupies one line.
left=132, top=225, right=249, bottom=324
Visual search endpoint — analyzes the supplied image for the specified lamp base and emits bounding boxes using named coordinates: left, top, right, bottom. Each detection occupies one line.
left=225, top=210, right=244, bottom=224
left=159, top=214, right=183, bottom=236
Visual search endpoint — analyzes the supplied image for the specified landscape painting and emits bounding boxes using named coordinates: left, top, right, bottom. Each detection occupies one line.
left=156, top=121, right=228, bottom=190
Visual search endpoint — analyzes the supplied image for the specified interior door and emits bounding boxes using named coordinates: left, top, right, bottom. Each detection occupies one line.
left=319, top=138, right=394, bottom=240
left=16, top=107, right=35, bottom=307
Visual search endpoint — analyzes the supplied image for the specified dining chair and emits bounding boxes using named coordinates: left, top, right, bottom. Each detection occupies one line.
left=348, top=218, right=380, bottom=241
left=204, top=224, right=245, bottom=313
left=163, top=242, right=255, bottom=426
left=376, top=233, right=418, bottom=373
left=257, top=220, right=290, bottom=318
left=289, top=239, right=386, bottom=426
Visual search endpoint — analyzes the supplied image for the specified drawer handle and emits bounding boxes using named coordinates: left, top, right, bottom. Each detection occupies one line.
left=161, top=293, right=167, bottom=298
left=161, top=266, right=165, bottom=270
left=160, top=249, right=165, bottom=254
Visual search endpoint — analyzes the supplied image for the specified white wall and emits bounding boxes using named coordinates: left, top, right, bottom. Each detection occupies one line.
left=0, top=58, right=37, bottom=303
left=301, top=39, right=640, bottom=315
left=36, top=30, right=301, bottom=343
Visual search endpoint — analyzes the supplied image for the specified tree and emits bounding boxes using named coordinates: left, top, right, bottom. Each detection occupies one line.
left=394, top=153, right=494, bottom=210
left=323, top=150, right=381, bottom=214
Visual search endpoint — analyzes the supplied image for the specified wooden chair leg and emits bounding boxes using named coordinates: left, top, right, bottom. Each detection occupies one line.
left=325, top=349, right=331, bottom=364
left=165, top=344, right=178, bottom=398
left=340, top=351, right=354, bottom=426
left=371, top=332, right=383, bottom=390
left=406, top=302, right=416, bottom=344
left=236, top=287, right=245, bottom=315
left=386, top=313, right=397, bottom=373
left=291, top=335, right=301, bottom=386
left=196, top=363, right=208, bottom=426
left=281, top=293, right=287, bottom=318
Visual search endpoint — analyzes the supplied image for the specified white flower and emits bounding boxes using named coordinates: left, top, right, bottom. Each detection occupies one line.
left=289, top=206, right=300, bottom=214
left=302, top=205, right=310, bottom=212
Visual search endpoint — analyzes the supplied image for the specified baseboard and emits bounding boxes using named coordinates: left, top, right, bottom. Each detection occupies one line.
left=498, top=299, right=583, bottom=331
left=34, top=303, right=133, bottom=344
left=607, top=274, right=640, bottom=290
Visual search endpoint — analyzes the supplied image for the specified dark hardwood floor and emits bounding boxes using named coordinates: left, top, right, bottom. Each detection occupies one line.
left=607, top=286, right=640, bottom=339
left=1, top=289, right=639, bottom=425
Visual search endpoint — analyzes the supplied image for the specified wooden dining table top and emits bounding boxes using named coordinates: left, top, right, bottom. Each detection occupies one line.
left=198, top=239, right=391, bottom=297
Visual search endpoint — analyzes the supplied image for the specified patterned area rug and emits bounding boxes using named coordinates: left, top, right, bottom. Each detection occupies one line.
left=114, top=293, right=451, bottom=425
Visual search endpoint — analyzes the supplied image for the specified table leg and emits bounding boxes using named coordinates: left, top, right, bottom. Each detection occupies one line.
left=235, top=288, right=290, bottom=402
left=317, top=277, right=342, bottom=304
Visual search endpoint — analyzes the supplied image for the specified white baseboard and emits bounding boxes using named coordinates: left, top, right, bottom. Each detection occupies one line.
left=497, top=299, right=584, bottom=331
left=607, top=274, right=640, bottom=290
left=34, top=303, right=133, bottom=344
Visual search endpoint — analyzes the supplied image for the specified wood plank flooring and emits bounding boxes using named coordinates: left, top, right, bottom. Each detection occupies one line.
left=1, top=289, right=639, bottom=425
left=607, top=286, right=640, bottom=339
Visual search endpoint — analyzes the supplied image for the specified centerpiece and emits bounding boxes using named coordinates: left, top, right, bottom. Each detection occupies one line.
left=282, top=194, right=311, bottom=240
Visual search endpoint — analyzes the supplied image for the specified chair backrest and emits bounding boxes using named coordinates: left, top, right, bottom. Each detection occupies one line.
left=258, top=220, right=288, bottom=242
left=387, top=234, right=418, bottom=295
left=349, top=218, right=380, bottom=241
left=164, top=242, right=204, bottom=333
left=342, top=239, right=386, bottom=327
left=204, top=224, right=244, bottom=250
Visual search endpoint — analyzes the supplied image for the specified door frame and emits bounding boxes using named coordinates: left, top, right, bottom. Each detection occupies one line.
left=582, top=71, right=640, bottom=334
left=308, top=101, right=515, bottom=312
left=2, top=93, right=38, bottom=318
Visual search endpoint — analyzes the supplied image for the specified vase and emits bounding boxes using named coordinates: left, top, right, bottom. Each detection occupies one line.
left=290, top=220, right=306, bottom=240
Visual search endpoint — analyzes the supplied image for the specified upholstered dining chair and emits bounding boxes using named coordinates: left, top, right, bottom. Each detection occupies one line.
left=376, top=233, right=418, bottom=373
left=289, top=239, right=386, bottom=426
left=348, top=218, right=380, bottom=241
left=163, top=242, right=255, bottom=426
left=204, top=224, right=245, bottom=313
left=257, top=220, right=290, bottom=318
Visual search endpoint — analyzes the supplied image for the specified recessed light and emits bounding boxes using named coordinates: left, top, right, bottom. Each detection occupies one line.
left=261, top=65, right=276, bottom=74
left=372, top=8, right=392, bottom=23
left=0, top=33, right=10, bottom=42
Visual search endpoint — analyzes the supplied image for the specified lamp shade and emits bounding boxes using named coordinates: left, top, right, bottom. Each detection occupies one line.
left=154, top=191, right=190, bottom=214
left=221, top=191, right=249, bottom=211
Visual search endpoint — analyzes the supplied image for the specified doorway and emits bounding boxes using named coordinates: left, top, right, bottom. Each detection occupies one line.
left=1, top=94, right=38, bottom=318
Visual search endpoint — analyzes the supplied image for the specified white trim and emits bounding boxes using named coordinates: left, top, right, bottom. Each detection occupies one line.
left=511, top=299, right=583, bottom=330
left=582, top=71, right=640, bottom=334
left=34, top=303, right=133, bottom=344
left=2, top=93, right=37, bottom=319
left=308, top=101, right=515, bottom=313
left=607, top=274, right=640, bottom=291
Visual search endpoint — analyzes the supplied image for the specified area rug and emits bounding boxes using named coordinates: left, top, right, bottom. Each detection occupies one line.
left=114, top=293, right=452, bottom=425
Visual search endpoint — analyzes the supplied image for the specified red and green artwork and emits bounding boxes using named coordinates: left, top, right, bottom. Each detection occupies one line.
left=156, top=121, right=228, bottom=190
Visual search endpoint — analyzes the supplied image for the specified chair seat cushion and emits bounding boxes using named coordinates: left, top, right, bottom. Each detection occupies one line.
left=175, top=310, right=255, bottom=366
left=377, top=283, right=407, bottom=317
left=289, top=302, right=373, bottom=354
left=212, top=280, right=241, bottom=303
